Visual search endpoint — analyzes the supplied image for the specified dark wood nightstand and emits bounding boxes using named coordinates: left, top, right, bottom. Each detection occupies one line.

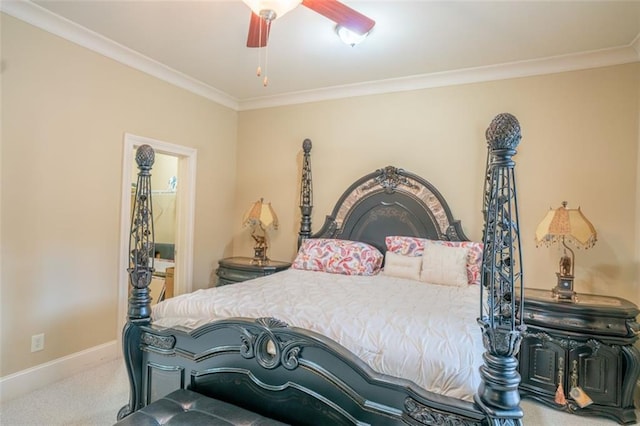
left=517, top=287, right=640, bottom=424
left=215, top=256, right=291, bottom=286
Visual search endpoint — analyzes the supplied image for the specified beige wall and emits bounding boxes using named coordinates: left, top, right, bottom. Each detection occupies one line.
left=235, top=63, right=640, bottom=306
left=0, top=14, right=237, bottom=375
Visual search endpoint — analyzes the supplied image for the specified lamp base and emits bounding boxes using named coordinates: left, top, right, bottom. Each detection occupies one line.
left=553, top=273, right=576, bottom=302
left=251, top=246, right=269, bottom=266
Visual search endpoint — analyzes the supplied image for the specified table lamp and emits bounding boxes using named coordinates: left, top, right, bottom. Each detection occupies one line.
left=535, top=201, right=597, bottom=301
left=243, top=198, right=279, bottom=265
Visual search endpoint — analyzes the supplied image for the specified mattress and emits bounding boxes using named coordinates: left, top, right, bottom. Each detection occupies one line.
left=152, top=268, right=484, bottom=401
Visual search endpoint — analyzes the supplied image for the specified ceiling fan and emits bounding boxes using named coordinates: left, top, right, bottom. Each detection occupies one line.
left=242, top=0, right=376, bottom=48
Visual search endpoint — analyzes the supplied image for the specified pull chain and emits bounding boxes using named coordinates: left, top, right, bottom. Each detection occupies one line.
left=253, top=16, right=270, bottom=87
left=263, top=28, right=269, bottom=87
left=256, top=17, right=262, bottom=77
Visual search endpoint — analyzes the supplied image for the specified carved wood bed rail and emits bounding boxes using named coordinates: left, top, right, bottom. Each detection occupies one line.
left=118, top=113, right=526, bottom=425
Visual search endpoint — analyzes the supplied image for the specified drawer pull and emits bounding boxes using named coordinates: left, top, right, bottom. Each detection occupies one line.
left=555, top=357, right=566, bottom=405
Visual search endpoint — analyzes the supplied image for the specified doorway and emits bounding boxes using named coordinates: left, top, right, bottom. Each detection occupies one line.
left=117, top=133, right=197, bottom=337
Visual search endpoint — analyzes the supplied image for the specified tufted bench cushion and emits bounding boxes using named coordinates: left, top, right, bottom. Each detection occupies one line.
left=114, top=388, right=288, bottom=426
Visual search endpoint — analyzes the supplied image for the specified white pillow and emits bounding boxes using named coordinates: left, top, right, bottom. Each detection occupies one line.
left=420, top=242, right=469, bottom=287
left=383, top=251, right=422, bottom=281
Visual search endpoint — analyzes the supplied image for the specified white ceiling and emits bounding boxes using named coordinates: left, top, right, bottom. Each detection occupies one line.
left=4, top=1, right=640, bottom=110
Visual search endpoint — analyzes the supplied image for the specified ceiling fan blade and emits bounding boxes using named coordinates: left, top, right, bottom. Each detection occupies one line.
left=247, top=12, right=270, bottom=48
left=302, top=0, right=375, bottom=35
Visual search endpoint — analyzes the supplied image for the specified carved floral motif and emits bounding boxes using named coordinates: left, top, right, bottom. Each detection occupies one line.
left=522, top=330, right=603, bottom=354
left=404, top=398, right=481, bottom=426
left=141, top=332, right=176, bottom=350
left=369, top=166, right=416, bottom=192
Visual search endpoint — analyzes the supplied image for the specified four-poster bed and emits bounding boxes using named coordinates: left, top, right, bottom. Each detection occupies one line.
left=118, top=114, right=526, bottom=425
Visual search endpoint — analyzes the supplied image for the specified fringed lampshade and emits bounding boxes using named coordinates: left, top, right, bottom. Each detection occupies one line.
left=243, top=198, right=279, bottom=265
left=535, top=201, right=596, bottom=301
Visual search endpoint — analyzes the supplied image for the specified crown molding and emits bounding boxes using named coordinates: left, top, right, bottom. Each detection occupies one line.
left=3, top=1, right=638, bottom=113
left=0, top=0, right=239, bottom=110
left=239, top=43, right=640, bottom=111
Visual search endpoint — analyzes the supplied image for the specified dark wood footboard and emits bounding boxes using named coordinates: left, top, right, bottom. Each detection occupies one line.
left=132, top=317, right=486, bottom=425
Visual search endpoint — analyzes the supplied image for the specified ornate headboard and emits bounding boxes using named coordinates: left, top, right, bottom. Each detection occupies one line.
left=298, top=140, right=468, bottom=254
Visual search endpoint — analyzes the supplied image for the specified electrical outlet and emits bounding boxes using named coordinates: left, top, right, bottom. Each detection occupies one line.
left=31, top=333, right=45, bottom=352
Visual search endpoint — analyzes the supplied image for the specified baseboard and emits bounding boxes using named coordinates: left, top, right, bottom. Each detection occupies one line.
left=0, top=340, right=120, bottom=403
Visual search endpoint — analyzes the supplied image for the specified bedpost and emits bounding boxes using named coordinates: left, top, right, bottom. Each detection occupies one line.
left=118, top=145, right=156, bottom=420
left=475, top=113, right=526, bottom=426
left=298, top=138, right=313, bottom=249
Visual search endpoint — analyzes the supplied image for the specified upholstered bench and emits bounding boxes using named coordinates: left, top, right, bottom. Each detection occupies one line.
left=114, top=388, right=287, bottom=425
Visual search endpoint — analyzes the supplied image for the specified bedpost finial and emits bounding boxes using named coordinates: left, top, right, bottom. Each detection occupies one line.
left=136, top=144, right=155, bottom=170
left=302, top=139, right=312, bottom=153
left=486, top=113, right=521, bottom=150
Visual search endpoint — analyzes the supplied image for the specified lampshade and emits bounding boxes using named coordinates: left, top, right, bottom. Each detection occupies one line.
left=242, top=0, right=301, bottom=20
left=243, top=198, right=279, bottom=230
left=535, top=201, right=596, bottom=249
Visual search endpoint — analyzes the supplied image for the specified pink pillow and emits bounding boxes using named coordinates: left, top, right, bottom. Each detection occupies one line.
left=384, top=236, right=483, bottom=285
left=292, top=238, right=383, bottom=276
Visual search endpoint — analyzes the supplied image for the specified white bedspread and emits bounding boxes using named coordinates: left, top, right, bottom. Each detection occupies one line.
left=152, top=269, right=484, bottom=401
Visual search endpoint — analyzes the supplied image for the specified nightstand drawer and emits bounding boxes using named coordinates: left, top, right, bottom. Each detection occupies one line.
left=215, top=257, right=291, bottom=286
left=521, top=288, right=639, bottom=338
left=523, top=309, right=632, bottom=337
left=216, top=267, right=263, bottom=283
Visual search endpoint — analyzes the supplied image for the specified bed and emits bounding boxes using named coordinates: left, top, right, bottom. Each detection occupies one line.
left=119, top=113, right=525, bottom=425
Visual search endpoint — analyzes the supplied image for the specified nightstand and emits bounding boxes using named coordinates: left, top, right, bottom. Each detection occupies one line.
left=215, top=256, right=291, bottom=286
left=518, top=287, right=640, bottom=424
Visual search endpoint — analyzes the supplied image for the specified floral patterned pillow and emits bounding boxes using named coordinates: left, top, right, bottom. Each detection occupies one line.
left=292, top=238, right=383, bottom=276
left=384, top=236, right=426, bottom=257
left=384, top=236, right=483, bottom=285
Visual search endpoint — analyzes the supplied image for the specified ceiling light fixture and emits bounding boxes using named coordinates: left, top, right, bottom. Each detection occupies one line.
left=336, top=25, right=370, bottom=47
left=242, top=1, right=375, bottom=85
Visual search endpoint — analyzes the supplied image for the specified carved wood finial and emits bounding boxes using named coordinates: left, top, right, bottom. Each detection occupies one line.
left=486, top=113, right=521, bottom=150
left=302, top=138, right=312, bottom=153
left=135, top=144, right=155, bottom=171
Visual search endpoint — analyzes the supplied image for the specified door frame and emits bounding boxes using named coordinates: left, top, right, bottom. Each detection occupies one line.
left=117, top=133, right=197, bottom=336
